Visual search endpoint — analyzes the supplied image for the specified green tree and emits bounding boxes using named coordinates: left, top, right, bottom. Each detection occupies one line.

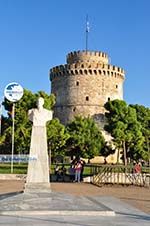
left=100, top=141, right=115, bottom=159
left=0, top=116, right=8, bottom=146
left=130, top=104, right=150, bottom=162
left=104, top=100, right=144, bottom=164
left=1, top=89, right=55, bottom=154
left=47, top=118, right=70, bottom=159
left=66, top=116, right=105, bottom=159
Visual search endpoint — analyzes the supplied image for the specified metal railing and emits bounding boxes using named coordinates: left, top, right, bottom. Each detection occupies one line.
left=0, top=160, right=149, bottom=187
left=90, top=164, right=150, bottom=187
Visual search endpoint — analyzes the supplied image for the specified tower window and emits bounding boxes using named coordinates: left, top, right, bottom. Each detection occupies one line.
left=71, top=70, right=74, bottom=75
left=89, top=69, right=92, bottom=75
left=116, top=84, right=118, bottom=89
left=84, top=69, right=87, bottom=75
left=86, top=96, right=89, bottom=101
left=75, top=70, right=78, bottom=74
left=94, top=70, right=97, bottom=75
left=79, top=69, right=83, bottom=75
left=73, top=107, right=76, bottom=112
left=76, top=81, right=79, bottom=86
left=108, top=97, right=110, bottom=101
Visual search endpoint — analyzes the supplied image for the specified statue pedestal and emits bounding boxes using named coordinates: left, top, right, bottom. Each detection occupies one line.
left=24, top=126, right=51, bottom=194
left=24, top=182, right=51, bottom=193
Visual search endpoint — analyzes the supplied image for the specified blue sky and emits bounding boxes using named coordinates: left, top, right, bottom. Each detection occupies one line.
left=0, top=0, right=149, bottom=108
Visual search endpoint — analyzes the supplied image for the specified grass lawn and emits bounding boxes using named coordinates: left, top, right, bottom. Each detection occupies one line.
left=0, top=163, right=92, bottom=175
left=0, top=163, right=27, bottom=174
left=0, top=163, right=149, bottom=175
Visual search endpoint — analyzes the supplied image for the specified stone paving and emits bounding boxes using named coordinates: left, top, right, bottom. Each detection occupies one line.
left=0, top=195, right=149, bottom=226
left=0, top=191, right=114, bottom=216
left=0, top=181, right=149, bottom=225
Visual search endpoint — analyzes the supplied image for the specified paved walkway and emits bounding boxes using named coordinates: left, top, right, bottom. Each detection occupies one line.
left=0, top=180, right=149, bottom=226
left=0, top=180, right=149, bottom=214
left=52, top=182, right=150, bottom=214
left=0, top=195, right=149, bottom=226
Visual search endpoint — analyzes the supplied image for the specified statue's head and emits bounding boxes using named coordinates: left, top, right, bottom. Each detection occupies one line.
left=37, top=97, right=44, bottom=109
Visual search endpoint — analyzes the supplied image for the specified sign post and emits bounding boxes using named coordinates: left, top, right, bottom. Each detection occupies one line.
left=4, top=82, right=23, bottom=173
left=11, top=103, right=15, bottom=173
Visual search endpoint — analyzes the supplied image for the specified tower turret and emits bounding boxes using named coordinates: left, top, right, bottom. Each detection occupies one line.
left=66, top=50, right=109, bottom=64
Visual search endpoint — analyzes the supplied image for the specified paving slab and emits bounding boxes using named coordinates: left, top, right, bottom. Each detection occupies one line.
left=0, top=209, right=149, bottom=226
left=0, top=191, right=114, bottom=216
left=0, top=191, right=149, bottom=226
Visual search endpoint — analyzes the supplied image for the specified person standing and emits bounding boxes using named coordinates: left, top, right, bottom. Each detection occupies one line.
left=133, top=162, right=142, bottom=174
left=74, top=160, right=82, bottom=182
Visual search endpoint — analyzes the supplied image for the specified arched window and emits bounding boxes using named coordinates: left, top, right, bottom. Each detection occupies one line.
left=75, top=70, right=78, bottom=75
left=79, top=70, right=83, bottom=75
left=84, top=69, right=87, bottom=75
left=94, top=70, right=97, bottom=75
left=89, top=70, right=92, bottom=75
left=86, top=96, right=89, bottom=101
left=76, top=81, right=79, bottom=86
left=71, top=70, right=74, bottom=75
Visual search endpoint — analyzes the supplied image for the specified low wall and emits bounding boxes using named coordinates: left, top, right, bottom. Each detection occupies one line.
left=0, top=174, right=26, bottom=180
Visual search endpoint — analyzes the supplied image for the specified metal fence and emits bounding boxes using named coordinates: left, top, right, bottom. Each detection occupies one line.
left=90, top=164, right=150, bottom=187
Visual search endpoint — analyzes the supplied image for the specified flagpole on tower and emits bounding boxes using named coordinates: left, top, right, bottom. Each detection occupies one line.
left=86, top=15, right=89, bottom=52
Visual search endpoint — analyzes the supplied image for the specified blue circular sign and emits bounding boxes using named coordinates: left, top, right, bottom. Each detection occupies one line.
left=4, top=82, right=24, bottom=102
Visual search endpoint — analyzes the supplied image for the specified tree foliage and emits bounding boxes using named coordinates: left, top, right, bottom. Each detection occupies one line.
left=66, top=116, right=105, bottom=159
left=1, top=89, right=55, bottom=154
left=47, top=118, right=70, bottom=158
left=104, top=100, right=144, bottom=164
left=100, top=141, right=115, bottom=158
left=130, top=104, right=150, bottom=161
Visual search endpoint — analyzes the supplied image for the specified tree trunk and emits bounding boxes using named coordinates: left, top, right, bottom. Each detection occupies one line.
left=117, top=148, right=120, bottom=164
left=123, top=141, right=127, bottom=166
left=146, top=137, right=150, bottom=167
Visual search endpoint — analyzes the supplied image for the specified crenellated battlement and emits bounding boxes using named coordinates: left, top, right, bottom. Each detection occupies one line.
left=50, top=62, right=125, bottom=81
left=67, top=50, right=109, bottom=64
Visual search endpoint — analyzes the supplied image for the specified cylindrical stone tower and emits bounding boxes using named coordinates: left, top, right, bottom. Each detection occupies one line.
left=49, top=50, right=125, bottom=125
